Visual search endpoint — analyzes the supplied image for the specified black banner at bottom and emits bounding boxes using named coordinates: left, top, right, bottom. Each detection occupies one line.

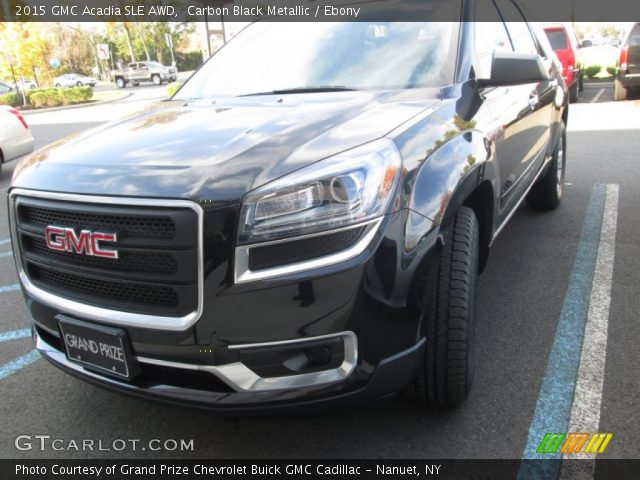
left=3, top=459, right=640, bottom=480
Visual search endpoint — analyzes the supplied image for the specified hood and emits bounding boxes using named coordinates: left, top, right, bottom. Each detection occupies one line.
left=11, top=90, right=441, bottom=202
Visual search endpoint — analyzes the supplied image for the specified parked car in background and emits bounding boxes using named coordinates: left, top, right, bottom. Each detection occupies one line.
left=1, top=79, right=37, bottom=91
left=544, top=24, right=583, bottom=102
left=15, top=79, right=38, bottom=90
left=112, top=61, right=178, bottom=88
left=0, top=106, right=34, bottom=176
left=0, top=82, right=14, bottom=94
left=53, top=74, right=97, bottom=88
left=615, top=22, right=640, bottom=101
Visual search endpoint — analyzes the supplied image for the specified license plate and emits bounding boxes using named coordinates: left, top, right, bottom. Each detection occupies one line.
left=58, top=316, right=138, bottom=379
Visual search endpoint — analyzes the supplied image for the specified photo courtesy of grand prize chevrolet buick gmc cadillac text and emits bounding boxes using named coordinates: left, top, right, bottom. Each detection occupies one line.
left=8, top=1, right=568, bottom=412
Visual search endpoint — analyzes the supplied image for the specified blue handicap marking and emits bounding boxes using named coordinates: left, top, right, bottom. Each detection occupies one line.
left=0, top=284, right=20, bottom=293
left=0, top=328, right=31, bottom=343
left=0, top=350, right=40, bottom=381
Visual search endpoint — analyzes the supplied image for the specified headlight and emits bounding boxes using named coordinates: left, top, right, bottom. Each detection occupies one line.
left=238, top=139, right=402, bottom=244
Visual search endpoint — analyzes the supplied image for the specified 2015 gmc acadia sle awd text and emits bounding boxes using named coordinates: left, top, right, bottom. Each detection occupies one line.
left=8, top=2, right=568, bottom=412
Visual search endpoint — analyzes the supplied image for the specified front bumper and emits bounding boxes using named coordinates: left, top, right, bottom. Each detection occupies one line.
left=35, top=328, right=425, bottom=412
left=12, top=189, right=438, bottom=409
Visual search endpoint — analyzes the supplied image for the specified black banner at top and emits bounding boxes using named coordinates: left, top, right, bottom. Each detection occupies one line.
left=1, top=0, right=640, bottom=22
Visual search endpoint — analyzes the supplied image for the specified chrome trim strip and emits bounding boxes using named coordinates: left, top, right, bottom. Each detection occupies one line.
left=9, top=188, right=204, bottom=331
left=234, top=218, right=383, bottom=284
left=138, top=331, right=357, bottom=392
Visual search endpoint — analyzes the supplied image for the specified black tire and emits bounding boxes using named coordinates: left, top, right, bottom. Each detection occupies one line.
left=116, top=78, right=125, bottom=89
left=526, top=122, right=566, bottom=211
left=614, top=79, right=628, bottom=101
left=578, top=72, right=584, bottom=92
left=55, top=83, right=61, bottom=88
left=76, top=81, right=82, bottom=87
left=152, top=74, right=162, bottom=86
left=410, top=206, right=479, bottom=406
left=569, top=81, right=579, bottom=103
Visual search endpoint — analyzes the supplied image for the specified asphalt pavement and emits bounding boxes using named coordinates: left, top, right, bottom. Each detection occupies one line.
left=0, top=82, right=638, bottom=460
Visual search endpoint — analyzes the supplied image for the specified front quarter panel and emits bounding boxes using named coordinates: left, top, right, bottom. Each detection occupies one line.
left=394, top=117, right=495, bottom=253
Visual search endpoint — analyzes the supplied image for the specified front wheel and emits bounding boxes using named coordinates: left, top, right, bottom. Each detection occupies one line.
left=152, top=74, right=162, bottom=86
left=526, top=122, right=566, bottom=211
left=115, top=78, right=125, bottom=89
left=76, top=81, right=82, bottom=87
left=409, top=206, right=479, bottom=406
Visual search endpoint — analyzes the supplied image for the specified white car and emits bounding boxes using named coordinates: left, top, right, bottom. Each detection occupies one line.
left=53, top=74, right=97, bottom=88
left=0, top=106, right=35, bottom=176
left=15, top=79, right=38, bottom=90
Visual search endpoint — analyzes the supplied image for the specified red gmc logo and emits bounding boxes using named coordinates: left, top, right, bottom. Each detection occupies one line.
left=45, top=226, right=119, bottom=259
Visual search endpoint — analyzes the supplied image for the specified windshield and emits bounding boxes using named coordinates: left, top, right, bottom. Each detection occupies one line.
left=176, top=21, right=457, bottom=99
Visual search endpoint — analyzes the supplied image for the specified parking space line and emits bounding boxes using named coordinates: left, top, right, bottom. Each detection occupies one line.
left=0, top=250, right=13, bottom=258
left=518, top=184, right=611, bottom=476
left=558, top=185, right=619, bottom=477
left=591, top=89, right=606, bottom=103
left=0, top=239, right=10, bottom=246
left=0, top=328, right=31, bottom=343
left=0, top=284, right=21, bottom=293
left=0, top=350, right=40, bottom=381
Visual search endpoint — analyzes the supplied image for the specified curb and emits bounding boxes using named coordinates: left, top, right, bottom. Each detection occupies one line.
left=20, top=92, right=133, bottom=115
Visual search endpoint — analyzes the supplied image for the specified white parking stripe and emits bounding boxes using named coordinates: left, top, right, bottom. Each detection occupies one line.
left=560, top=184, right=619, bottom=477
left=591, top=89, right=606, bottom=103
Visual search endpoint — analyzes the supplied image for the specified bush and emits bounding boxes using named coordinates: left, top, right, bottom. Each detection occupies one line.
left=175, top=51, right=203, bottom=72
left=606, top=66, right=617, bottom=77
left=26, top=87, right=93, bottom=108
left=584, top=65, right=602, bottom=78
left=166, top=82, right=182, bottom=98
left=0, top=92, right=19, bottom=107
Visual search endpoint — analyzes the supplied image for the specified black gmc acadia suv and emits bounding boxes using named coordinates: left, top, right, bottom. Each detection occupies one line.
left=8, top=2, right=568, bottom=411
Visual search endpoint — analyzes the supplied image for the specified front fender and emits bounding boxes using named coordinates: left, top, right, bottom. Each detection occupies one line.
left=401, top=129, right=496, bottom=252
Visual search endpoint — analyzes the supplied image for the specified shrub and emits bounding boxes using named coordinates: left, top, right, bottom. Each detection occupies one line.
left=0, top=92, right=19, bottom=107
left=166, top=82, right=182, bottom=98
left=26, top=87, right=93, bottom=108
left=60, top=86, right=93, bottom=105
left=584, top=65, right=602, bottom=78
left=606, top=66, right=617, bottom=77
left=175, top=51, right=203, bottom=72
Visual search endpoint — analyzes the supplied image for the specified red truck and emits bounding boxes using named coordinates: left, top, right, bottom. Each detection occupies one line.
left=544, top=24, right=583, bottom=103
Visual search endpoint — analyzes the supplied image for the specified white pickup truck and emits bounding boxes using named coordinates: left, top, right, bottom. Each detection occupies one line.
left=112, top=61, right=178, bottom=88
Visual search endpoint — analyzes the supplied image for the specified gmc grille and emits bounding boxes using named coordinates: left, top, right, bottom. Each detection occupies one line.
left=14, top=196, right=200, bottom=318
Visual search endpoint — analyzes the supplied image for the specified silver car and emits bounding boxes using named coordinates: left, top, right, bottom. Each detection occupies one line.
left=53, top=74, right=97, bottom=88
left=0, top=105, right=34, bottom=176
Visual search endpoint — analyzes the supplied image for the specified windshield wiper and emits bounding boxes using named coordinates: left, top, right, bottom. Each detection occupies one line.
left=239, top=86, right=358, bottom=96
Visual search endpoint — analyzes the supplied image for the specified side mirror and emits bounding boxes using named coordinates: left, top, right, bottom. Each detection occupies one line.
left=478, top=51, right=549, bottom=87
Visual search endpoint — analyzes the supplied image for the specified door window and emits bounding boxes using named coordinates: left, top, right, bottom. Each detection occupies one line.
left=474, top=0, right=513, bottom=79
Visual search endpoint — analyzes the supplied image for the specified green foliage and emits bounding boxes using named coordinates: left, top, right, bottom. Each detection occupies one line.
left=175, top=51, right=203, bottom=72
left=584, top=65, right=602, bottom=78
left=166, top=82, right=182, bottom=98
left=0, top=92, right=20, bottom=107
left=606, top=66, right=617, bottom=77
left=25, top=87, right=93, bottom=108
